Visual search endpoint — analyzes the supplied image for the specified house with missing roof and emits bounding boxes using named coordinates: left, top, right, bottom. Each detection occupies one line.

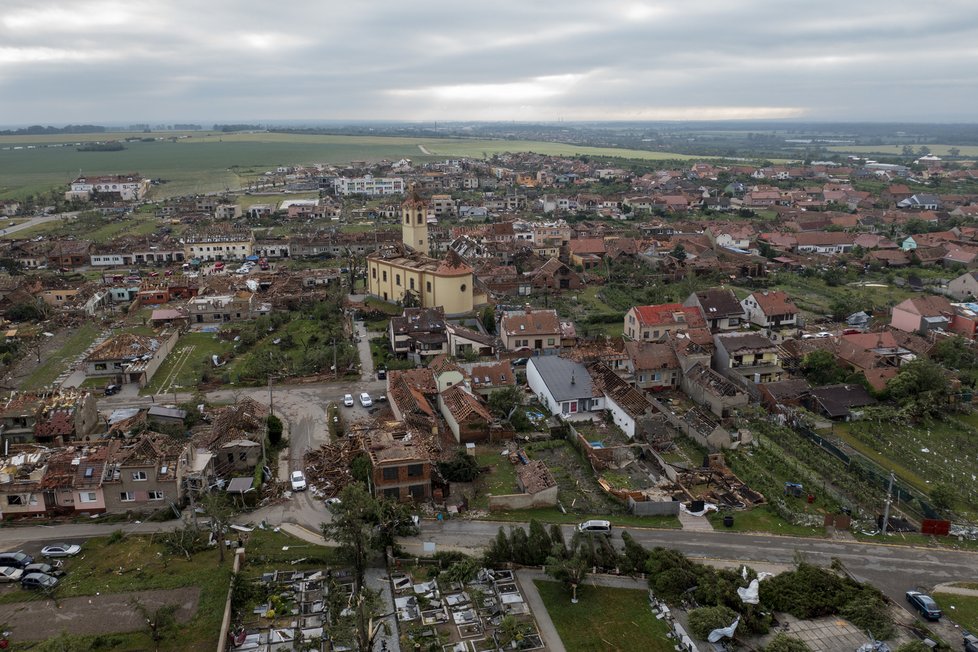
left=713, top=332, right=784, bottom=385
left=84, top=331, right=179, bottom=388
left=365, top=428, right=432, bottom=502
left=438, top=385, right=493, bottom=444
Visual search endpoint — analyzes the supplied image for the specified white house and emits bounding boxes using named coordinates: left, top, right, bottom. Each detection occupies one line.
left=526, top=357, right=603, bottom=419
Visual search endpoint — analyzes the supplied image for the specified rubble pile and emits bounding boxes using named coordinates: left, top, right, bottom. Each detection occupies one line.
left=303, top=439, right=359, bottom=499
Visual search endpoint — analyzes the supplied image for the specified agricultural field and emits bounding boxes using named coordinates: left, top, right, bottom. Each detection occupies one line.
left=826, top=144, right=978, bottom=157
left=0, top=130, right=701, bottom=201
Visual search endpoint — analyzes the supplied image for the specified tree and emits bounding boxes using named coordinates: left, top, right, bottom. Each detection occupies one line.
left=132, top=600, right=177, bottom=652
left=930, top=482, right=956, bottom=512
left=931, top=336, right=978, bottom=370
left=758, top=241, right=778, bottom=259
left=201, top=492, right=236, bottom=565
left=527, top=519, right=552, bottom=566
left=481, top=305, right=496, bottom=334
left=487, top=385, right=523, bottom=419
left=764, top=633, right=812, bottom=652
left=322, top=483, right=377, bottom=592
left=801, top=350, right=847, bottom=385
left=949, top=147, right=961, bottom=158
left=885, top=359, right=951, bottom=419
left=545, top=551, right=590, bottom=603
left=670, top=243, right=687, bottom=263
left=266, top=414, right=283, bottom=446
left=895, top=642, right=932, bottom=652
left=437, top=451, right=481, bottom=482
left=918, top=145, right=931, bottom=156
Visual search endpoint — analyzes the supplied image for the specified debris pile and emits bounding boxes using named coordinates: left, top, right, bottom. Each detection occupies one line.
left=302, top=439, right=359, bottom=499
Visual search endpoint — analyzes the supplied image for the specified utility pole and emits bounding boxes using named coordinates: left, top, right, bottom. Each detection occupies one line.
left=332, top=338, right=338, bottom=379
left=880, top=472, right=895, bottom=536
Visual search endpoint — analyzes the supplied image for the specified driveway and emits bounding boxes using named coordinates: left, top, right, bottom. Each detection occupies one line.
left=0, top=586, right=199, bottom=641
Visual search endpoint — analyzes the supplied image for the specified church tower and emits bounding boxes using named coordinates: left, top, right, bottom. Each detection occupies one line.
left=401, top=187, right=428, bottom=252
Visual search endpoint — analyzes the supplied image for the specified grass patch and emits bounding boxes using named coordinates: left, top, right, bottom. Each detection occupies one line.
left=935, top=592, right=978, bottom=631
left=0, top=532, right=232, bottom=651
left=21, top=323, right=100, bottom=389
left=142, top=332, right=233, bottom=395
left=533, top=580, right=674, bottom=652
left=708, top=506, right=826, bottom=538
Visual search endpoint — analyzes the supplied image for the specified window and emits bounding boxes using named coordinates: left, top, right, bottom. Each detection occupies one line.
left=460, top=283, right=467, bottom=292
left=383, top=487, right=400, bottom=499
left=547, top=338, right=555, bottom=346
left=132, top=471, right=147, bottom=481
left=426, top=281, right=432, bottom=292
left=6, top=495, right=22, bottom=506
left=94, top=363, right=107, bottom=371
left=239, top=452, right=247, bottom=461
left=148, top=490, right=164, bottom=501
left=409, top=278, right=415, bottom=290
left=382, top=271, right=387, bottom=282
left=120, top=492, right=135, bottom=502
left=407, top=464, right=424, bottom=477
left=382, top=467, right=399, bottom=481
left=372, top=268, right=377, bottom=279
left=79, top=492, right=97, bottom=503
left=409, top=484, right=426, bottom=499
left=395, top=274, right=401, bottom=286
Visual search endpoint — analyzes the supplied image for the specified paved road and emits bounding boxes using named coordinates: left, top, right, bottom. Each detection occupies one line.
left=0, top=211, right=78, bottom=237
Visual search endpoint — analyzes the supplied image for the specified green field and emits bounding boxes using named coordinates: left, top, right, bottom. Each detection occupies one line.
left=0, top=131, right=701, bottom=200
left=22, top=323, right=101, bottom=389
left=142, top=332, right=234, bottom=395
left=826, top=144, right=978, bottom=157
left=533, top=580, right=674, bottom=652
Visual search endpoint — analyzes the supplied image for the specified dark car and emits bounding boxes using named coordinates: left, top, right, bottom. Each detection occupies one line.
left=0, top=551, right=33, bottom=569
left=511, top=357, right=529, bottom=367
left=104, top=384, right=121, bottom=396
left=906, top=590, right=942, bottom=621
left=376, top=368, right=387, bottom=380
left=964, top=632, right=978, bottom=652
left=21, top=572, right=58, bottom=591
left=23, top=563, right=65, bottom=578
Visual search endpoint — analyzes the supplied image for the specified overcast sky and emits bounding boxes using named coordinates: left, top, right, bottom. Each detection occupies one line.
left=1, top=0, right=976, bottom=126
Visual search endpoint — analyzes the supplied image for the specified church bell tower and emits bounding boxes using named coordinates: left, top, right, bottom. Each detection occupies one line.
left=401, top=187, right=428, bottom=253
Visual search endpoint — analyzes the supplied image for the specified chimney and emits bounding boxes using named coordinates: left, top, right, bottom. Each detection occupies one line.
left=570, top=371, right=576, bottom=385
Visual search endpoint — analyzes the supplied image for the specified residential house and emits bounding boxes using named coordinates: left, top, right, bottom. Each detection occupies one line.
left=101, top=434, right=184, bottom=513
left=183, top=226, right=255, bottom=262
left=624, top=303, right=706, bottom=341
left=758, top=379, right=812, bottom=412
left=84, top=331, right=178, bottom=387
left=526, top=258, right=583, bottom=292
left=389, top=307, right=448, bottom=363
left=792, top=232, right=857, bottom=254
left=65, top=174, right=149, bottom=202
left=499, top=307, right=562, bottom=353
left=188, top=292, right=263, bottom=323
left=438, top=384, right=493, bottom=444
left=0, top=449, right=48, bottom=519
left=365, top=428, right=432, bottom=502
left=527, top=357, right=602, bottom=418
left=587, top=362, right=658, bottom=438
left=681, top=363, right=749, bottom=418
left=445, top=323, right=495, bottom=358
left=0, top=391, right=100, bottom=446
left=897, top=194, right=941, bottom=210
left=622, top=340, right=681, bottom=391
left=387, top=369, right=440, bottom=434
left=685, top=288, right=746, bottom=332
left=949, top=271, right=978, bottom=301
left=740, top=291, right=799, bottom=329
left=805, top=384, right=877, bottom=421
left=192, top=399, right=268, bottom=478
left=467, top=360, right=515, bottom=397
left=566, top=238, right=606, bottom=270
left=890, top=295, right=953, bottom=334
left=713, top=333, right=784, bottom=384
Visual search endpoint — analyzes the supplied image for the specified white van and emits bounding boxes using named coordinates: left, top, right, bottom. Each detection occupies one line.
left=577, top=519, right=612, bottom=534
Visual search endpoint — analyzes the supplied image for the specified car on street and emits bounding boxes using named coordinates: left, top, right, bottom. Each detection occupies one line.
left=23, top=563, right=65, bottom=578
left=376, top=368, right=387, bottom=380
left=290, top=471, right=307, bottom=492
left=906, top=590, right=942, bottom=621
left=40, top=544, right=81, bottom=558
left=375, top=394, right=387, bottom=402
left=577, top=519, right=612, bottom=534
left=0, top=566, right=23, bottom=583
left=21, top=572, right=58, bottom=591
left=0, top=551, right=33, bottom=568
left=343, top=394, right=355, bottom=407
left=359, top=392, right=373, bottom=407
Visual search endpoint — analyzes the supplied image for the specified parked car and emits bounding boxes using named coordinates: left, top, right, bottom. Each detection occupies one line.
left=290, top=470, right=307, bottom=492
left=21, top=572, right=58, bottom=591
left=375, top=395, right=387, bottom=403
left=359, top=392, right=373, bottom=407
left=40, top=543, right=81, bottom=558
left=104, top=384, right=121, bottom=396
left=964, top=632, right=978, bottom=652
left=0, top=551, right=33, bottom=568
left=0, top=566, right=23, bottom=583
left=23, top=563, right=64, bottom=578
left=906, top=590, right=942, bottom=621
left=343, top=394, right=355, bottom=407
left=577, top=519, right=612, bottom=534
left=376, top=368, right=387, bottom=380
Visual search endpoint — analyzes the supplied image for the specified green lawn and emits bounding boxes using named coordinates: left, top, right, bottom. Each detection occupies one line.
left=533, top=580, right=674, bottom=652
left=0, top=533, right=232, bottom=651
left=935, top=592, right=978, bottom=631
left=21, top=323, right=101, bottom=389
left=142, top=332, right=233, bottom=395
left=708, top=506, right=826, bottom=538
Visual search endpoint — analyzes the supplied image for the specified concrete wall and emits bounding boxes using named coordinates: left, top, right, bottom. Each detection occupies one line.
left=627, top=497, right=680, bottom=516
left=488, top=486, right=558, bottom=511
left=141, top=330, right=180, bottom=388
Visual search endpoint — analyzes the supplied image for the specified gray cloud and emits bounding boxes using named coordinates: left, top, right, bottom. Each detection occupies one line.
left=1, top=0, right=976, bottom=125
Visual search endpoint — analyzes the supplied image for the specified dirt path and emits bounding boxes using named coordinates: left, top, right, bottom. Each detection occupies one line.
left=933, top=582, right=978, bottom=596
left=0, top=586, right=199, bottom=641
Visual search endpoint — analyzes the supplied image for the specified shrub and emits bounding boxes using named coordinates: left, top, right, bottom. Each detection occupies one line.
left=267, top=414, right=283, bottom=445
left=687, top=605, right=738, bottom=641
left=764, top=633, right=811, bottom=652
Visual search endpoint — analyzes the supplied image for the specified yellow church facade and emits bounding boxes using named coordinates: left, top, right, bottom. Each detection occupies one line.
left=366, top=191, right=484, bottom=315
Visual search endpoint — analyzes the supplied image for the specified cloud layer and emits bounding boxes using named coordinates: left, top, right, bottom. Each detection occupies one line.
left=1, top=0, right=976, bottom=125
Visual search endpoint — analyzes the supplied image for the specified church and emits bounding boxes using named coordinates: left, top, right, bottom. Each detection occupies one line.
left=366, top=190, right=486, bottom=315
